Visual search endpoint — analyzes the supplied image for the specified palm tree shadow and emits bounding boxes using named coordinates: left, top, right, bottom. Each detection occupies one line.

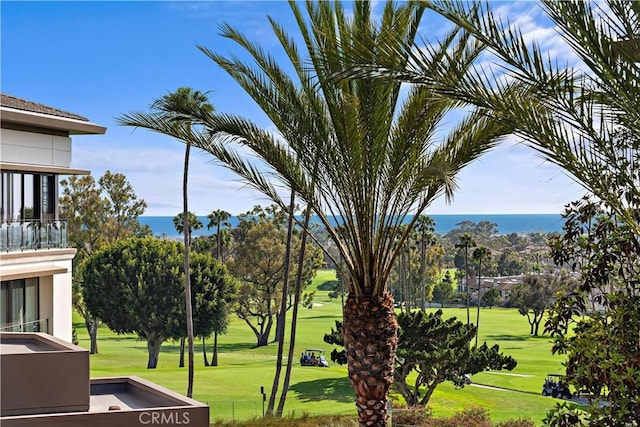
left=289, top=377, right=355, bottom=404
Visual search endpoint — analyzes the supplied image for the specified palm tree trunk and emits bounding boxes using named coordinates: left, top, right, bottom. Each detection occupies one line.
left=420, top=237, right=426, bottom=312
left=211, top=332, right=219, bottom=366
left=344, top=290, right=397, bottom=427
left=183, top=142, right=195, bottom=398
left=475, top=273, right=481, bottom=348
left=179, top=336, right=185, bottom=367
left=266, top=190, right=296, bottom=416
left=202, top=337, right=209, bottom=366
left=276, top=208, right=312, bottom=416
left=465, top=248, right=470, bottom=325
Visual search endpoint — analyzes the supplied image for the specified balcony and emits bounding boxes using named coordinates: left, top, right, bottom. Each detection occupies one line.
left=0, top=220, right=68, bottom=252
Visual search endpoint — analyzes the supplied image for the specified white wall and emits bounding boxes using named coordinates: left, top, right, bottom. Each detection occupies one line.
left=51, top=267, right=73, bottom=343
left=0, top=128, right=71, bottom=167
left=39, top=275, right=54, bottom=336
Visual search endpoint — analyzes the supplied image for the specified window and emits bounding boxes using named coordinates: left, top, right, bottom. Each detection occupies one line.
left=41, top=174, right=55, bottom=216
left=0, top=279, right=39, bottom=332
left=0, top=172, right=57, bottom=222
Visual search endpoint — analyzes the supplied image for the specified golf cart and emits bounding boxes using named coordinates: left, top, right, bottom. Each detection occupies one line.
left=300, top=349, right=329, bottom=367
left=542, top=374, right=572, bottom=399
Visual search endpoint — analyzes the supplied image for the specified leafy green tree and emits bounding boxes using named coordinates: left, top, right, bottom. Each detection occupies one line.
left=324, top=310, right=516, bottom=407
left=323, top=320, right=348, bottom=365
left=481, top=287, right=500, bottom=309
left=59, top=171, right=148, bottom=354
left=395, top=310, right=515, bottom=407
left=545, top=198, right=640, bottom=425
left=119, top=2, right=510, bottom=424
left=83, top=238, right=184, bottom=368
left=432, top=271, right=455, bottom=308
left=497, top=248, right=524, bottom=276
left=172, top=252, right=235, bottom=367
left=228, top=207, right=323, bottom=347
left=509, top=273, right=563, bottom=336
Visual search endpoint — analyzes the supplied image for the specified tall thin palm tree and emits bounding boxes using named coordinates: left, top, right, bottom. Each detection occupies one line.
left=456, top=233, right=476, bottom=325
left=276, top=206, right=313, bottom=415
left=472, top=245, right=490, bottom=348
left=414, top=215, right=436, bottom=312
left=205, top=208, right=231, bottom=366
left=207, top=209, right=231, bottom=261
left=119, top=2, right=510, bottom=424
left=132, top=87, right=212, bottom=398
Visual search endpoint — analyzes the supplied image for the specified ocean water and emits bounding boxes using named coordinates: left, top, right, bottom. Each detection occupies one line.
left=139, top=214, right=565, bottom=239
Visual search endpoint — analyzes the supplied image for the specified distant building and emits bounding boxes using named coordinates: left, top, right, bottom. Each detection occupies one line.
left=467, top=275, right=525, bottom=302
left=0, top=93, right=105, bottom=341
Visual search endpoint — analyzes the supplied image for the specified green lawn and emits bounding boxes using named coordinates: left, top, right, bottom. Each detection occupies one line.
left=76, top=269, right=565, bottom=425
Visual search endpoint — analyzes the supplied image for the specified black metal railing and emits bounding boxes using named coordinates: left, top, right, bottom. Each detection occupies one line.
left=0, top=318, right=49, bottom=334
left=0, top=220, right=68, bottom=252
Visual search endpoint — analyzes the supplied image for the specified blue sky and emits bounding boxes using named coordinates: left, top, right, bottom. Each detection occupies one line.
left=1, top=1, right=585, bottom=216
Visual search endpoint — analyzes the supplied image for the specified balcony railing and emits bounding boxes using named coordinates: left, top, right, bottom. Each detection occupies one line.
left=0, top=318, right=49, bottom=334
left=0, top=220, right=68, bottom=252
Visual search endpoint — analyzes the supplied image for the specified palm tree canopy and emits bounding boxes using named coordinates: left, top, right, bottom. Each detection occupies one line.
left=120, top=1, right=510, bottom=298
left=207, top=209, right=231, bottom=230
left=343, top=0, right=640, bottom=231
left=153, top=87, right=214, bottom=120
left=198, top=1, right=511, bottom=297
left=173, top=212, right=203, bottom=235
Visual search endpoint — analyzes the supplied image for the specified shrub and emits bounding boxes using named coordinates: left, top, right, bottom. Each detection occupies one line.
left=71, top=327, right=79, bottom=345
left=496, top=419, right=537, bottom=427
left=392, top=405, right=433, bottom=426
left=425, top=407, right=492, bottom=427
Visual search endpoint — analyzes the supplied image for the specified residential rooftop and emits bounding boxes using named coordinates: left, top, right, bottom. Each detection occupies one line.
left=1, top=93, right=89, bottom=122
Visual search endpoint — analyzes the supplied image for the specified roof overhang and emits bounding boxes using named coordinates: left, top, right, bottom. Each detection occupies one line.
left=0, top=265, right=68, bottom=281
left=0, top=106, right=106, bottom=135
left=0, top=162, right=90, bottom=175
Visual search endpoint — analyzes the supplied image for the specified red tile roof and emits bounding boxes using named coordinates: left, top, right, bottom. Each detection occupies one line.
left=1, top=93, right=89, bottom=122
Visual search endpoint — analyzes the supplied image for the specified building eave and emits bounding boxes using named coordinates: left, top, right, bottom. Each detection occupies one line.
left=0, top=162, right=91, bottom=175
left=0, top=107, right=106, bottom=135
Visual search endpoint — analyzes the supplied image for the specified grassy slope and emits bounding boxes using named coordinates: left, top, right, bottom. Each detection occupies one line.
left=77, top=269, right=563, bottom=425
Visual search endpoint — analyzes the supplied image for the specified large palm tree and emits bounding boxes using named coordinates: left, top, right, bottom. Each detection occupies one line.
left=120, top=2, right=509, bottom=424
left=132, top=87, right=213, bottom=398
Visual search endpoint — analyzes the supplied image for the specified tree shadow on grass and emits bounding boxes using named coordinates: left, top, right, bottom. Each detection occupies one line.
left=317, top=281, right=338, bottom=291
left=303, top=315, right=343, bottom=320
left=289, top=377, right=355, bottom=404
left=486, top=334, right=530, bottom=341
left=157, top=341, right=255, bottom=354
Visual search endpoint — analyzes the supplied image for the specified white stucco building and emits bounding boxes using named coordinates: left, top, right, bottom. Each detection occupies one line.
left=0, top=93, right=105, bottom=342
